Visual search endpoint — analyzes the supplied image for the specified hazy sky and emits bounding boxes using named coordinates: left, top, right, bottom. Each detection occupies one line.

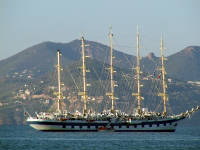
left=1, top=0, right=200, bottom=60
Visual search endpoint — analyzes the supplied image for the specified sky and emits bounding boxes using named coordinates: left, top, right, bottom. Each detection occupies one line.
left=1, top=0, right=200, bottom=60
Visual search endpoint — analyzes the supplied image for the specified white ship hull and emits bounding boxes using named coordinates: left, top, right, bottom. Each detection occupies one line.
left=27, top=117, right=182, bottom=132
left=30, top=124, right=97, bottom=131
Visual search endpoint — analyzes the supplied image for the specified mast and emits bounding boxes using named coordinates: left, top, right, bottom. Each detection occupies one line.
left=106, top=27, right=117, bottom=113
left=79, top=36, right=89, bottom=115
left=132, top=25, right=143, bottom=115
left=158, top=35, right=168, bottom=116
left=56, top=50, right=63, bottom=113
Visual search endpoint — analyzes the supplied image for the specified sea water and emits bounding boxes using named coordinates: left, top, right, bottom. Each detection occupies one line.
left=0, top=125, right=200, bottom=150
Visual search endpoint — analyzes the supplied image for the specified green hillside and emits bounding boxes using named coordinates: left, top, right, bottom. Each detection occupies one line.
left=0, top=58, right=200, bottom=124
left=0, top=40, right=200, bottom=124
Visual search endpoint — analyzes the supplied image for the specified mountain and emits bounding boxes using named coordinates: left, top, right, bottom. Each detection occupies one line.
left=166, top=46, right=200, bottom=81
left=139, top=46, right=200, bottom=81
left=0, top=41, right=81, bottom=77
left=0, top=40, right=200, bottom=125
left=0, top=40, right=200, bottom=81
left=0, top=40, right=136, bottom=78
left=0, top=57, right=200, bottom=125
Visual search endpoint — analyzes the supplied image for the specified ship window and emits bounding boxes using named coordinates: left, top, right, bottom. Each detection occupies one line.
left=134, top=125, right=137, bottom=128
left=87, top=125, right=90, bottom=129
left=80, top=126, right=82, bottom=129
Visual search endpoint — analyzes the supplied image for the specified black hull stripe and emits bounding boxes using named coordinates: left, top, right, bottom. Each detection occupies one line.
left=39, top=129, right=175, bottom=132
left=114, top=129, right=175, bottom=132
left=41, top=130, right=98, bottom=132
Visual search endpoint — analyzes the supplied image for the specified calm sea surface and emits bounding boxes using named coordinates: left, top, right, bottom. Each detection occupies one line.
left=0, top=125, right=200, bottom=150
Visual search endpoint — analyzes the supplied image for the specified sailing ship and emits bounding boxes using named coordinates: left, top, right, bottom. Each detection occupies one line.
left=26, top=28, right=199, bottom=132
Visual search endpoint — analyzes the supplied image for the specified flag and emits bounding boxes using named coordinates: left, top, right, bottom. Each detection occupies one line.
left=158, top=72, right=162, bottom=79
